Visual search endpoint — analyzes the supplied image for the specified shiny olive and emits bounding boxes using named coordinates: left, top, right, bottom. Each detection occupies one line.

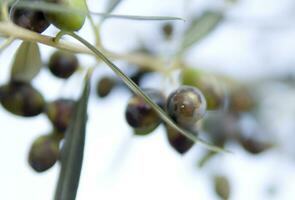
left=48, top=50, right=78, bottom=78
left=214, top=175, right=231, bottom=200
left=125, top=89, right=166, bottom=135
left=46, top=99, right=75, bottom=132
left=166, top=86, right=206, bottom=129
left=182, top=68, right=225, bottom=110
left=96, top=76, right=116, bottom=98
left=11, top=7, right=50, bottom=33
left=28, top=133, right=61, bottom=172
left=45, top=0, right=87, bottom=31
left=0, top=82, right=45, bottom=117
left=165, top=124, right=195, bottom=154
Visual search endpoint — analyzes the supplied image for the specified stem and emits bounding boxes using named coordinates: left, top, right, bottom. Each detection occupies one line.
left=0, top=36, right=14, bottom=52
left=68, top=32, right=229, bottom=153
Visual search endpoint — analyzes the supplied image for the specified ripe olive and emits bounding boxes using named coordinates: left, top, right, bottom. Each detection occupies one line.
left=162, top=23, right=173, bottom=39
left=0, top=81, right=45, bottom=117
left=46, top=99, right=75, bottom=132
left=239, top=136, right=272, bottom=155
left=96, top=76, right=116, bottom=98
left=45, top=0, right=87, bottom=31
left=166, top=86, right=206, bottom=129
left=165, top=124, right=195, bottom=154
left=28, top=133, right=60, bottom=172
left=125, top=89, right=166, bottom=135
left=48, top=50, right=79, bottom=78
left=11, top=7, right=50, bottom=33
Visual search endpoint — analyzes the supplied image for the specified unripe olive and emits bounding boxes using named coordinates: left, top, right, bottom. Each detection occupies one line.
left=28, top=133, right=60, bottom=172
left=165, top=124, right=195, bottom=154
left=46, top=99, right=75, bottom=132
left=11, top=7, right=50, bottom=33
left=182, top=68, right=225, bottom=110
left=48, top=50, right=78, bottom=78
left=96, top=76, right=116, bottom=98
left=166, top=86, right=206, bottom=129
left=0, top=82, right=45, bottom=117
left=125, top=89, right=166, bottom=135
left=45, top=0, right=87, bottom=31
left=214, top=175, right=230, bottom=200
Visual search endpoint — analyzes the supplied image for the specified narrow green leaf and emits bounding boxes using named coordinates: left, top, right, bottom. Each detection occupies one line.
left=10, top=41, right=42, bottom=82
left=54, top=77, right=90, bottom=200
left=10, top=1, right=183, bottom=21
left=180, top=11, right=223, bottom=53
left=69, top=32, right=229, bottom=154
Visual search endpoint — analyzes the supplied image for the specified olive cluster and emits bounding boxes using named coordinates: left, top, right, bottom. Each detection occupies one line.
left=11, top=0, right=87, bottom=33
left=0, top=50, right=78, bottom=172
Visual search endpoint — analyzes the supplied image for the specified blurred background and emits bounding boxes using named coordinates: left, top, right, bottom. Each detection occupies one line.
left=1, top=0, right=295, bottom=199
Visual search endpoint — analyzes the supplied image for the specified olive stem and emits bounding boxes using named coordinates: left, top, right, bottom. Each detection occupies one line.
left=68, top=31, right=230, bottom=154
left=1, top=0, right=9, bottom=20
left=53, top=31, right=67, bottom=43
left=0, top=21, right=166, bottom=73
left=86, top=3, right=101, bottom=47
left=0, top=36, right=14, bottom=53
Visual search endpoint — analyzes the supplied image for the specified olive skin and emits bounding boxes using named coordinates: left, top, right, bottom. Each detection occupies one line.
left=166, top=86, right=206, bottom=129
left=0, top=82, right=45, bottom=117
left=125, top=89, right=166, bottom=135
left=48, top=50, right=78, bottom=78
left=28, top=134, right=60, bottom=172
left=11, top=8, right=50, bottom=33
left=46, top=99, right=75, bottom=132
left=96, top=76, right=116, bottom=98
left=214, top=175, right=230, bottom=200
left=45, top=0, right=87, bottom=31
left=165, top=124, right=195, bottom=154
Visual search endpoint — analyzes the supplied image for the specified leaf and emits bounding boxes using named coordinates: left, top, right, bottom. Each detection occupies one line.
left=180, top=11, right=223, bottom=53
left=105, top=0, right=124, bottom=14
left=54, top=76, right=90, bottom=200
left=69, top=32, right=229, bottom=154
left=10, top=1, right=183, bottom=21
left=10, top=41, right=42, bottom=82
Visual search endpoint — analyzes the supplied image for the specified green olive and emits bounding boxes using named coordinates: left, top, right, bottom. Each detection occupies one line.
left=45, top=0, right=87, bottom=31
left=214, top=175, right=231, bottom=200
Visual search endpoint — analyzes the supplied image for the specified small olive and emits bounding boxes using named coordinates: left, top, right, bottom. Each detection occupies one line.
left=166, top=86, right=206, bottom=129
left=28, top=133, right=61, bottom=172
left=214, top=175, right=231, bottom=200
left=229, top=86, right=255, bottom=113
left=48, top=50, right=78, bottom=79
left=125, top=89, right=166, bottom=135
left=0, top=82, right=45, bottom=117
left=96, top=76, right=116, bottom=98
left=165, top=124, right=195, bottom=154
left=45, top=0, right=87, bottom=31
left=161, top=23, right=173, bottom=39
left=11, top=7, right=50, bottom=33
left=46, top=99, right=75, bottom=132
left=239, top=137, right=272, bottom=155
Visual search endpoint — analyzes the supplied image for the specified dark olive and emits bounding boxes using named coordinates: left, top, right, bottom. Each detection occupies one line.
left=44, top=0, right=87, bottom=31
left=46, top=99, right=75, bottom=132
left=0, top=81, right=45, bottom=117
left=48, top=50, right=78, bottom=79
left=214, top=175, right=231, bottom=200
left=166, top=86, right=206, bottom=129
left=165, top=124, right=195, bottom=154
left=125, top=89, right=166, bottom=135
left=11, top=7, right=50, bottom=33
left=161, top=23, right=173, bottom=39
left=28, top=133, right=61, bottom=172
left=239, top=137, right=272, bottom=154
left=96, top=76, right=116, bottom=98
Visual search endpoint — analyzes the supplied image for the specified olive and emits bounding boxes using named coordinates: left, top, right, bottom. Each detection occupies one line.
left=28, top=133, right=61, bottom=172
left=45, top=0, right=87, bottom=31
left=229, top=86, right=255, bottom=113
left=125, top=89, right=166, bottom=135
left=182, top=68, right=225, bottom=110
left=166, top=86, right=206, bottom=129
left=161, top=23, right=173, bottom=39
left=165, top=124, right=195, bottom=154
left=11, top=6, right=50, bottom=33
left=96, top=76, right=116, bottom=98
left=239, top=137, right=272, bottom=155
left=48, top=50, right=79, bottom=79
left=214, top=175, right=231, bottom=200
left=0, top=81, right=45, bottom=117
left=46, top=99, right=75, bottom=132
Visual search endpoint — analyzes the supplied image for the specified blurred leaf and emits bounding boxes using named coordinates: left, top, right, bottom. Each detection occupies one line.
left=10, top=1, right=183, bottom=21
left=10, top=41, right=42, bottom=82
left=105, top=0, right=123, bottom=14
left=70, top=32, right=229, bottom=154
left=54, top=77, right=90, bottom=200
left=180, top=11, right=223, bottom=52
